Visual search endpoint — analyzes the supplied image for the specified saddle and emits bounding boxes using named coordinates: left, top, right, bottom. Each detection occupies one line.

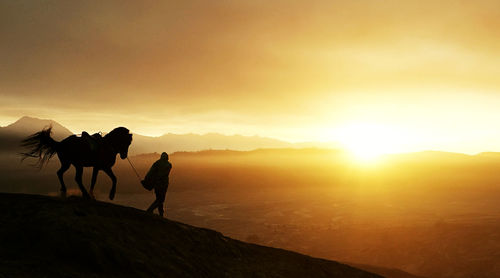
left=82, top=131, right=103, bottom=152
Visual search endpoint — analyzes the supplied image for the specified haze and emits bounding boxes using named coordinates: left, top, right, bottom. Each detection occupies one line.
left=2, top=1, right=500, bottom=155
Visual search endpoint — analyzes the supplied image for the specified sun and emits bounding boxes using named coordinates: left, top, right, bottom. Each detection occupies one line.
left=336, top=123, right=409, bottom=162
left=347, top=142, right=386, bottom=162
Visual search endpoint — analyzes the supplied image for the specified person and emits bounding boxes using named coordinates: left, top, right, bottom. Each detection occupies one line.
left=142, top=152, right=172, bottom=217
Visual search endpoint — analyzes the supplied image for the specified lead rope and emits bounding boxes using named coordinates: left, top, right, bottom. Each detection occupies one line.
left=127, top=157, right=143, bottom=183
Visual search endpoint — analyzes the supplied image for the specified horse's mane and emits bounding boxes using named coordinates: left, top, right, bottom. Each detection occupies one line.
left=105, top=127, right=129, bottom=137
left=104, top=127, right=132, bottom=143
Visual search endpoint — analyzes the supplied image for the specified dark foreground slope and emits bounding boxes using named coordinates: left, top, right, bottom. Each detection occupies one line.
left=0, top=193, right=382, bottom=278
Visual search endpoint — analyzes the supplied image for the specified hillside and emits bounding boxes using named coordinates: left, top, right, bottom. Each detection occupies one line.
left=0, top=193, right=382, bottom=278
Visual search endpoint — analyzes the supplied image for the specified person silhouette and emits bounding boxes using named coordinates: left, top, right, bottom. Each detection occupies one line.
left=143, top=152, right=172, bottom=217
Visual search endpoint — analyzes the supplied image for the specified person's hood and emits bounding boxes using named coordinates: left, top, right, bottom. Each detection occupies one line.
left=161, top=152, right=169, bottom=160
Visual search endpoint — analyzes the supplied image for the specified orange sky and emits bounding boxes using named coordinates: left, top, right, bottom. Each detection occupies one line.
left=2, top=1, right=500, bottom=154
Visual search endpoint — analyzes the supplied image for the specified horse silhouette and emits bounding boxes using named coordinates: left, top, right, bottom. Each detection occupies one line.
left=20, top=126, right=133, bottom=200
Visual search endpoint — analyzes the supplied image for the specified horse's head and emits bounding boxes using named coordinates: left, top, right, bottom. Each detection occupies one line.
left=119, top=132, right=133, bottom=159
left=106, top=127, right=133, bottom=159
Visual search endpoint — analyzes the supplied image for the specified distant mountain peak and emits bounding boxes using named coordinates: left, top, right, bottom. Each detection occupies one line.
left=3, top=116, right=73, bottom=137
left=8, top=115, right=58, bottom=127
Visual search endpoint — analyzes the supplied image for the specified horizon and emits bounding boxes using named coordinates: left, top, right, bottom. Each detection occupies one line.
left=3, top=115, right=499, bottom=158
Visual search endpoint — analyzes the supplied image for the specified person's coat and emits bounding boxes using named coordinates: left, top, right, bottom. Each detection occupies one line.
left=142, top=153, right=171, bottom=190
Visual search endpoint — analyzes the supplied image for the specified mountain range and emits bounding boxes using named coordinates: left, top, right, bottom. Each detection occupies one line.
left=0, top=116, right=334, bottom=154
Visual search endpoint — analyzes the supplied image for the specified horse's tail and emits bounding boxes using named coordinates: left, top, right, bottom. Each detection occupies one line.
left=20, top=126, right=60, bottom=169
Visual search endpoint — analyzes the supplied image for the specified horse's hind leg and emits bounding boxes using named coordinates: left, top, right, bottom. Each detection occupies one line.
left=74, top=165, right=91, bottom=199
left=89, top=167, right=99, bottom=200
left=57, top=162, right=70, bottom=198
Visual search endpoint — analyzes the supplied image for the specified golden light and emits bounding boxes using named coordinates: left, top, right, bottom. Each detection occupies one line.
left=336, top=123, right=410, bottom=162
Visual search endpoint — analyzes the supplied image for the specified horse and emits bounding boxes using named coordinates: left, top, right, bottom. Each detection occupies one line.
left=20, top=126, right=133, bottom=200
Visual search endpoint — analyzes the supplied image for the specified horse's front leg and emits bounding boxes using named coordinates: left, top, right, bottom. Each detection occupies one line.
left=89, top=167, right=99, bottom=200
left=103, top=168, right=117, bottom=200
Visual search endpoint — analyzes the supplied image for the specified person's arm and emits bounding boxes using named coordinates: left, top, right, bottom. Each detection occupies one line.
left=168, top=163, right=172, bottom=174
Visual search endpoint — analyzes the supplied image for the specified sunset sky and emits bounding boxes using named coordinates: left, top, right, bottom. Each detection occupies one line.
left=2, top=1, right=500, bottom=154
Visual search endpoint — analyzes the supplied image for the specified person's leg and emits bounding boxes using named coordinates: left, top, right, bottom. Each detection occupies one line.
left=157, top=184, right=167, bottom=217
left=158, top=202, right=164, bottom=217
left=147, top=187, right=161, bottom=214
left=147, top=200, right=159, bottom=213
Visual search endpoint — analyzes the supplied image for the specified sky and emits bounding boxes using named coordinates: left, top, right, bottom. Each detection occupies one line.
left=2, top=0, right=500, bottom=154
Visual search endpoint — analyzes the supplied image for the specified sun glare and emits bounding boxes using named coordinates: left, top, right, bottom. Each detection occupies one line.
left=336, top=123, right=409, bottom=162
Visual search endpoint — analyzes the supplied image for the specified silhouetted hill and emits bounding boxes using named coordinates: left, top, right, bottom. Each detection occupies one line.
left=347, top=264, right=426, bottom=278
left=0, top=193, right=382, bottom=278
